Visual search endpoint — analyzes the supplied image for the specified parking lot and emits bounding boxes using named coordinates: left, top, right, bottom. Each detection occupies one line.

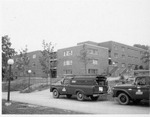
left=2, top=89, right=150, bottom=114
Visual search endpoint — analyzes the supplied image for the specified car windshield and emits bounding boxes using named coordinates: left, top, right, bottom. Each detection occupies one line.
left=135, top=77, right=146, bottom=85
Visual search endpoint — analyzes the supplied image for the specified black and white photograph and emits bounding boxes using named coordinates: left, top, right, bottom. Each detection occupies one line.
left=1, top=0, right=150, bottom=115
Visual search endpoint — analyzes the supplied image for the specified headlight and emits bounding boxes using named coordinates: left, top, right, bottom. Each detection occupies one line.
left=99, top=87, right=103, bottom=92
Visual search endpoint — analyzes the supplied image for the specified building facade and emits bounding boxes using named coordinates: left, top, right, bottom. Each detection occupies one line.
left=11, top=41, right=148, bottom=78
left=57, top=42, right=109, bottom=78
left=98, top=41, right=148, bottom=76
left=13, top=50, right=57, bottom=78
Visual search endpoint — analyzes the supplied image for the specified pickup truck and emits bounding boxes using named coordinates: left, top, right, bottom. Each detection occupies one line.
left=112, top=75, right=150, bottom=105
left=50, top=75, right=108, bottom=101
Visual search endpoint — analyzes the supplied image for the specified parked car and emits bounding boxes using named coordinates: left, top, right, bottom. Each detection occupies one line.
left=112, top=75, right=150, bottom=105
left=50, top=75, right=108, bottom=101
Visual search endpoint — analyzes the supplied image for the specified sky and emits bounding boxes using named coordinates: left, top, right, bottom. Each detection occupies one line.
left=1, top=0, right=150, bottom=52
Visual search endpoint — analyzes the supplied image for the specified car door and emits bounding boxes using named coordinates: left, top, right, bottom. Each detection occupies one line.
left=61, top=79, right=70, bottom=95
left=133, top=77, right=149, bottom=99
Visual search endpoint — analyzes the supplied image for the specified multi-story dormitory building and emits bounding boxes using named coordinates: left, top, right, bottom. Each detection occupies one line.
left=13, top=50, right=57, bottom=78
left=57, top=41, right=109, bottom=78
left=98, top=41, right=148, bottom=76
left=12, top=41, right=148, bottom=78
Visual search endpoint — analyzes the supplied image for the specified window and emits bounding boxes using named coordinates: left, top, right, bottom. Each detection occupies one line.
left=122, top=47, right=125, bottom=51
left=90, top=59, right=98, bottom=65
left=93, top=59, right=98, bottom=65
left=88, top=49, right=98, bottom=55
left=122, top=54, right=125, bottom=59
left=63, top=79, right=70, bottom=85
left=114, top=45, right=118, bottom=50
left=135, top=77, right=146, bottom=85
left=33, top=54, right=36, bottom=59
left=63, top=60, right=72, bottom=66
left=88, top=69, right=98, bottom=74
left=63, top=69, right=72, bottom=74
left=114, top=53, right=118, bottom=58
left=64, top=50, right=73, bottom=56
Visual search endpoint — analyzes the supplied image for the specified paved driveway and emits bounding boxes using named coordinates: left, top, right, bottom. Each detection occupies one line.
left=2, top=89, right=150, bottom=114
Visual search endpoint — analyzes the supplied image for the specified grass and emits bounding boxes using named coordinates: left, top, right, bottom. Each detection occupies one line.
left=2, top=99, right=85, bottom=114
left=2, top=77, right=62, bottom=92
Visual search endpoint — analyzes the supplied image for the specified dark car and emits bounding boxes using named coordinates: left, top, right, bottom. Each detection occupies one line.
left=112, top=76, right=150, bottom=105
left=50, top=75, right=108, bottom=101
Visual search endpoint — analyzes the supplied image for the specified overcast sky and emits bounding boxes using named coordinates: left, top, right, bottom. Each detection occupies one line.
left=1, top=0, right=150, bottom=52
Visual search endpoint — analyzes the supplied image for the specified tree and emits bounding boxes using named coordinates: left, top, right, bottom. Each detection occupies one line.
left=134, top=44, right=150, bottom=70
left=15, top=46, right=30, bottom=76
left=39, top=40, right=55, bottom=84
left=133, top=44, right=149, bottom=50
left=78, top=44, right=90, bottom=74
left=2, top=35, right=16, bottom=80
left=141, top=50, right=150, bottom=70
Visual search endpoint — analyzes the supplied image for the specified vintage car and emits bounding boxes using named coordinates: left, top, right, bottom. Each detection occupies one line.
left=50, top=75, right=108, bottom=101
left=112, top=75, right=150, bottom=105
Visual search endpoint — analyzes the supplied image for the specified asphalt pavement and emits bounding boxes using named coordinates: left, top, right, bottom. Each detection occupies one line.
left=2, top=89, right=150, bottom=114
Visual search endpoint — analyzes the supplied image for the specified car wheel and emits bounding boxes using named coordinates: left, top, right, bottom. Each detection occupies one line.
left=118, top=93, right=130, bottom=105
left=53, top=89, right=59, bottom=98
left=90, top=96, right=99, bottom=101
left=66, top=94, right=72, bottom=98
left=76, top=91, right=85, bottom=101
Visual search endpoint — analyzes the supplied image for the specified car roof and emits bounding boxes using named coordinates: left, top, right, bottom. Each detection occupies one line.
left=64, top=75, right=107, bottom=80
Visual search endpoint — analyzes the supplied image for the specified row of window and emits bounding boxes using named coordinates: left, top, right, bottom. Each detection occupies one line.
left=114, top=53, right=139, bottom=59
left=63, top=49, right=99, bottom=57
left=114, top=45, right=125, bottom=51
left=113, top=44, right=146, bottom=57
left=112, top=62, right=138, bottom=68
left=63, top=59, right=98, bottom=66
left=63, top=69, right=98, bottom=75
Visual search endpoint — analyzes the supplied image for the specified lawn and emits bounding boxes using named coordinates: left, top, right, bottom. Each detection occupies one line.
left=2, top=99, right=85, bottom=114
left=2, top=77, right=62, bottom=92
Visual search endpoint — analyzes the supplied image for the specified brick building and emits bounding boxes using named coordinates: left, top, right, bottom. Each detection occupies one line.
left=13, top=50, right=57, bottom=78
left=12, top=41, right=148, bottom=78
left=57, top=41, right=109, bottom=78
left=98, top=41, right=148, bottom=76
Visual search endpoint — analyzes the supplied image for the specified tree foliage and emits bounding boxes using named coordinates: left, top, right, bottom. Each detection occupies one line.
left=134, top=44, right=150, bottom=70
left=78, top=44, right=90, bottom=74
left=2, top=35, right=16, bottom=68
left=133, top=44, right=149, bottom=50
left=15, top=46, right=30, bottom=76
left=39, top=40, right=55, bottom=78
left=2, top=35, right=16, bottom=80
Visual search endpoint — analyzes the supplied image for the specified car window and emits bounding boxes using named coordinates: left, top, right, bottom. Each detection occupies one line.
left=63, top=79, right=70, bottom=85
left=135, top=77, right=146, bottom=85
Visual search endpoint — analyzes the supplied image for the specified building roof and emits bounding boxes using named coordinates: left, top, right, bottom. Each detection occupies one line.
left=99, top=40, right=148, bottom=52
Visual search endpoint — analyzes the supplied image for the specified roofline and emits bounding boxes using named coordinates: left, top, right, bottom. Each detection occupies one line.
left=104, top=41, right=148, bottom=52
left=58, top=42, right=109, bottom=51
left=79, top=43, right=109, bottom=50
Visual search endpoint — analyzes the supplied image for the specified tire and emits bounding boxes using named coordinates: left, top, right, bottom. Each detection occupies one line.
left=118, top=93, right=130, bottom=105
left=76, top=91, right=85, bottom=101
left=90, top=96, right=99, bottom=101
left=53, top=89, right=60, bottom=98
left=66, top=94, right=72, bottom=98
